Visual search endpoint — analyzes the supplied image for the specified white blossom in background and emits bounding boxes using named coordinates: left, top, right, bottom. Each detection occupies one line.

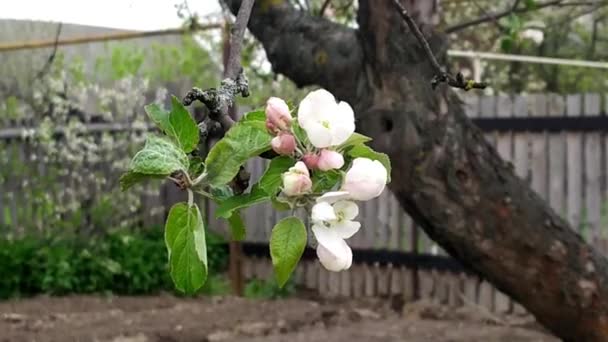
left=16, top=69, right=162, bottom=232
left=521, top=28, right=544, bottom=44
left=297, top=89, right=354, bottom=148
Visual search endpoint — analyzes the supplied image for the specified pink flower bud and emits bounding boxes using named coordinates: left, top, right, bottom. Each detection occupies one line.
left=265, top=97, right=292, bottom=132
left=282, top=161, right=312, bottom=196
left=302, top=153, right=320, bottom=170
left=317, top=149, right=344, bottom=171
left=271, top=133, right=296, bottom=155
left=266, top=120, right=279, bottom=135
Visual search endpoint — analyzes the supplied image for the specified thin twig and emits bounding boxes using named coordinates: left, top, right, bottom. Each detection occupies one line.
left=319, top=0, right=332, bottom=16
left=390, top=0, right=487, bottom=91
left=225, top=0, right=255, bottom=80
left=33, top=23, right=62, bottom=81
left=445, top=0, right=564, bottom=34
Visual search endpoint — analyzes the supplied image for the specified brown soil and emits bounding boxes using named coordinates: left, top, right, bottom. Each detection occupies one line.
left=0, top=294, right=557, bottom=342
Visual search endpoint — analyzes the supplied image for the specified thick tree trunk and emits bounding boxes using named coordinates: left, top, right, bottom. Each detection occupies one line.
left=223, top=0, right=608, bottom=340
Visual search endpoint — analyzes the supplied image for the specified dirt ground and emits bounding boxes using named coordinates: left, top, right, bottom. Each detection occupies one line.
left=0, top=294, right=557, bottom=342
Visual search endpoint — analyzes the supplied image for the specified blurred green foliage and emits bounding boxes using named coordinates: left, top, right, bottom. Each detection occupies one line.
left=0, top=227, right=229, bottom=299
left=243, top=277, right=296, bottom=299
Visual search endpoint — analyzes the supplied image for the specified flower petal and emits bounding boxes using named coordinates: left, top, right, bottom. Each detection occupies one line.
left=316, top=191, right=351, bottom=204
left=304, top=121, right=333, bottom=148
left=297, top=89, right=337, bottom=127
left=312, top=223, right=343, bottom=252
left=329, top=101, right=355, bottom=146
left=332, top=200, right=359, bottom=220
left=316, top=239, right=352, bottom=272
left=332, top=220, right=361, bottom=239
left=311, top=202, right=336, bottom=222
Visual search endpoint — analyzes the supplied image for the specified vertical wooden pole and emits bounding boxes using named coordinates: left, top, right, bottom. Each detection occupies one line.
left=222, top=20, right=244, bottom=296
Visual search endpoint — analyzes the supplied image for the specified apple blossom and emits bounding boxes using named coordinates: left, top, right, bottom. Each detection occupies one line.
left=342, top=158, right=388, bottom=201
left=316, top=240, right=352, bottom=272
left=302, top=152, right=320, bottom=170
left=265, top=97, right=292, bottom=133
left=317, top=149, right=344, bottom=171
left=297, top=89, right=355, bottom=148
left=281, top=161, right=312, bottom=196
left=311, top=199, right=361, bottom=272
left=271, top=133, right=296, bottom=155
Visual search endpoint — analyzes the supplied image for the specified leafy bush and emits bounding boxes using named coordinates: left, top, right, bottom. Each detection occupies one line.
left=0, top=228, right=229, bottom=299
left=243, top=277, right=296, bottom=300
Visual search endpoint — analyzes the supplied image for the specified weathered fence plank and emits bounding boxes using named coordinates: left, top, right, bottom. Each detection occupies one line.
left=567, top=94, right=584, bottom=234
left=584, top=93, right=602, bottom=245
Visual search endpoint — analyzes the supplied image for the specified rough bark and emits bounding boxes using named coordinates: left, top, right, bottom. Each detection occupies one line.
left=223, top=0, right=608, bottom=340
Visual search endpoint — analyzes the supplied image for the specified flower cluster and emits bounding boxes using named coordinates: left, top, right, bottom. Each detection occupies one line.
left=265, top=89, right=389, bottom=272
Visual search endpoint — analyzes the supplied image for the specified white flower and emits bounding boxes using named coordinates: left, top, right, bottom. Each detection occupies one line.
left=311, top=200, right=360, bottom=272
left=316, top=240, right=352, bottom=272
left=282, top=161, right=312, bottom=196
left=342, top=158, right=387, bottom=201
left=297, top=89, right=355, bottom=148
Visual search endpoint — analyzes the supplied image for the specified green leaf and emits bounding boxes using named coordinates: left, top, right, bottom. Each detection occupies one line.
left=215, top=156, right=294, bottom=218
left=144, top=97, right=199, bottom=153
left=500, top=36, right=514, bottom=53
left=188, top=156, right=205, bottom=179
left=204, top=120, right=272, bottom=187
left=165, top=202, right=208, bottom=294
left=209, top=185, right=234, bottom=201
left=215, top=185, right=268, bottom=219
left=145, top=103, right=171, bottom=132
left=168, top=96, right=199, bottom=153
left=258, top=156, right=295, bottom=195
left=347, top=144, right=392, bottom=182
left=271, top=196, right=292, bottom=211
left=338, top=133, right=372, bottom=150
left=227, top=211, right=246, bottom=241
left=270, top=216, right=307, bottom=287
left=312, top=170, right=342, bottom=193
left=130, top=136, right=189, bottom=175
left=119, top=171, right=165, bottom=191
left=241, top=109, right=266, bottom=122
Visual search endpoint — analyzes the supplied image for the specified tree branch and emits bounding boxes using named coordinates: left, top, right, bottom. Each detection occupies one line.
left=182, top=0, right=255, bottom=130
left=222, top=0, right=363, bottom=101
left=390, top=0, right=487, bottom=91
left=445, top=0, right=566, bottom=34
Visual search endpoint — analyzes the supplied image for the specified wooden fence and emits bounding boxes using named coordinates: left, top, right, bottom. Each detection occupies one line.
left=2, top=92, right=608, bottom=313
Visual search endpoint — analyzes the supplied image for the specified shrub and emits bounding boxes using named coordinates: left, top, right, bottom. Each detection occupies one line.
left=0, top=228, right=229, bottom=299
